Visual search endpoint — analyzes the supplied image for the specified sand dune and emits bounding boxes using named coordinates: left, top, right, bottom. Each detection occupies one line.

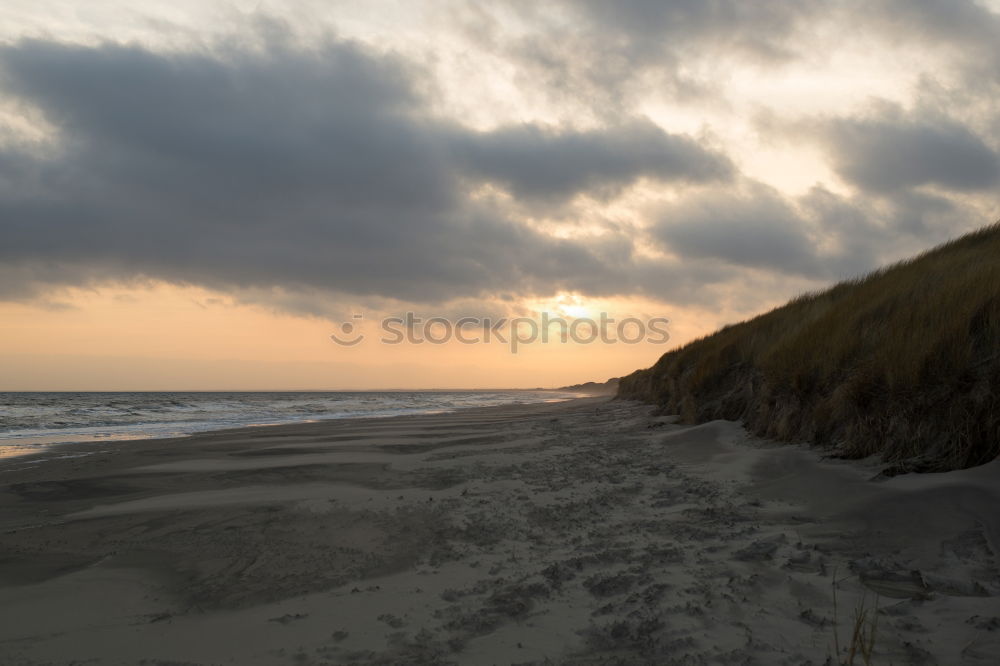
left=1, top=398, right=997, bottom=664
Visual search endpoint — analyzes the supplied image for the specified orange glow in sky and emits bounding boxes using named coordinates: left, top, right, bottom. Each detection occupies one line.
left=0, top=283, right=741, bottom=390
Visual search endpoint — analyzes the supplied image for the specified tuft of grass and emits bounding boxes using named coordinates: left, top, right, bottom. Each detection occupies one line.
left=620, top=222, right=1000, bottom=471
left=831, top=571, right=879, bottom=665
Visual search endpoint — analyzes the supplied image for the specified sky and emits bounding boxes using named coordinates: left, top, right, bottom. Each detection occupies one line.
left=1, top=0, right=999, bottom=390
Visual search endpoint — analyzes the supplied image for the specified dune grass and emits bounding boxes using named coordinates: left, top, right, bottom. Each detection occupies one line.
left=619, top=222, right=1000, bottom=471
left=831, top=569, right=879, bottom=666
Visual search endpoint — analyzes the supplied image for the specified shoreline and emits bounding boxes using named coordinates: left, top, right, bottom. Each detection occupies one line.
left=1, top=397, right=997, bottom=664
left=0, top=390, right=585, bottom=463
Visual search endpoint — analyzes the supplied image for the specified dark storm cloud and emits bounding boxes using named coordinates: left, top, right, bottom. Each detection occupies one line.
left=0, top=37, right=735, bottom=309
left=822, top=109, right=1000, bottom=193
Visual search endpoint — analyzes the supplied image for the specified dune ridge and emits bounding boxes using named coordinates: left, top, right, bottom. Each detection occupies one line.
left=619, top=222, right=1000, bottom=472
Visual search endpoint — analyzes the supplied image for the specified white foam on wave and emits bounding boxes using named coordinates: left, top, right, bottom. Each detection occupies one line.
left=0, top=390, right=581, bottom=458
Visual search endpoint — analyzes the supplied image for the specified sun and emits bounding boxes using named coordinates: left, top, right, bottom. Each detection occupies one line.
left=560, top=303, right=591, bottom=318
left=520, top=292, right=602, bottom=321
left=550, top=293, right=593, bottom=319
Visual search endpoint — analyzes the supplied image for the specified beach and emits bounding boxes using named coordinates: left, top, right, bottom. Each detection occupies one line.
left=1, top=397, right=998, bottom=665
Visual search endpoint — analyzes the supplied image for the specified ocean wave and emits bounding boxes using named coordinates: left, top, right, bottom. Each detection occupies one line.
left=0, top=391, right=579, bottom=453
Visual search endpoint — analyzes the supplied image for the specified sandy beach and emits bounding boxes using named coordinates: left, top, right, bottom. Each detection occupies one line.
left=1, top=397, right=998, bottom=665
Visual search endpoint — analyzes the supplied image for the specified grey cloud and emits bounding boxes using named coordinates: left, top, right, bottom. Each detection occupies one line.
left=795, top=187, right=879, bottom=277
left=0, top=37, right=734, bottom=311
left=570, top=0, right=822, bottom=61
left=450, top=120, right=733, bottom=201
left=492, top=0, right=826, bottom=116
left=649, top=182, right=930, bottom=281
left=854, top=0, right=1000, bottom=77
left=823, top=109, right=1000, bottom=193
left=883, top=190, right=958, bottom=235
left=567, top=0, right=999, bottom=80
left=503, top=0, right=1000, bottom=131
left=651, top=184, right=822, bottom=276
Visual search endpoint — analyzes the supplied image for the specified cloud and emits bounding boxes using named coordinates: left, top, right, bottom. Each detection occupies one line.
left=568, top=0, right=822, bottom=61
left=485, top=0, right=828, bottom=117
left=450, top=119, right=733, bottom=201
left=0, top=36, right=736, bottom=312
left=648, top=181, right=927, bottom=281
left=821, top=107, right=1000, bottom=193
left=3, top=6, right=999, bottom=324
left=853, top=0, right=1000, bottom=81
left=652, top=183, right=820, bottom=275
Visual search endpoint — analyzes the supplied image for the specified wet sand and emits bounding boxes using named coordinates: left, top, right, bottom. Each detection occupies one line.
left=1, top=397, right=998, bottom=664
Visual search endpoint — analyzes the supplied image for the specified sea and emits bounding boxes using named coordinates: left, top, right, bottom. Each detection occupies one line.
left=0, top=390, right=580, bottom=460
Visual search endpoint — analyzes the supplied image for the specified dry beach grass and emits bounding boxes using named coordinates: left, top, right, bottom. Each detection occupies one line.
left=620, top=222, right=1000, bottom=472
